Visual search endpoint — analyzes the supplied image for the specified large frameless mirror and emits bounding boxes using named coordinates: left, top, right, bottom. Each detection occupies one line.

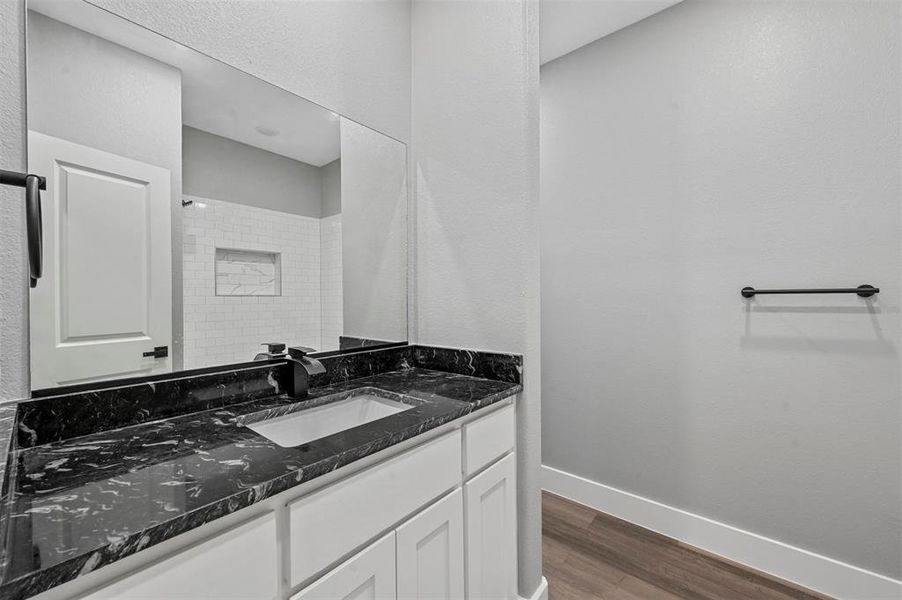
left=26, top=0, right=408, bottom=389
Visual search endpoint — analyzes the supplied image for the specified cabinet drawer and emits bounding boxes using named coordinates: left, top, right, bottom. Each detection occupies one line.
left=289, top=431, right=462, bottom=586
left=81, top=512, right=278, bottom=600
left=464, top=404, right=515, bottom=476
left=291, top=532, right=396, bottom=600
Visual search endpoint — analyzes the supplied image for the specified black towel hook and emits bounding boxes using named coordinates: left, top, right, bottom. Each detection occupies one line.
left=1, top=169, right=46, bottom=288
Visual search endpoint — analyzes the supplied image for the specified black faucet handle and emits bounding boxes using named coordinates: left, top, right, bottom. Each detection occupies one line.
left=262, top=342, right=286, bottom=354
left=287, top=346, right=317, bottom=359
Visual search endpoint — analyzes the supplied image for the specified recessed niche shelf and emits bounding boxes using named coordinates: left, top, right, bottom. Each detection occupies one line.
left=215, top=248, right=282, bottom=296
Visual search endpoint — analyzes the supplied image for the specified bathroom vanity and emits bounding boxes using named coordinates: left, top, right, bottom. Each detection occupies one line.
left=0, top=346, right=523, bottom=600
left=1, top=2, right=531, bottom=598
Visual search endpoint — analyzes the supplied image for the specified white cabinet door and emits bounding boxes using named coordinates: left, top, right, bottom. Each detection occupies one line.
left=464, top=454, right=517, bottom=600
left=29, top=131, right=172, bottom=388
left=292, top=532, right=396, bottom=600
left=396, top=489, right=465, bottom=600
left=81, top=513, right=278, bottom=600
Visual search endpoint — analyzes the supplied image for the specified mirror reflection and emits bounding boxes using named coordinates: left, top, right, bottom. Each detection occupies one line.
left=26, top=1, right=408, bottom=389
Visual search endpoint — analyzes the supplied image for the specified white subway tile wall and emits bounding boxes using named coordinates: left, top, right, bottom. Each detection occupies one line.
left=182, top=197, right=325, bottom=369
left=320, top=214, right=343, bottom=351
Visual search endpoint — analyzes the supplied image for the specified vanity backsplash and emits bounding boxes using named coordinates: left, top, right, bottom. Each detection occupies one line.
left=8, top=343, right=521, bottom=455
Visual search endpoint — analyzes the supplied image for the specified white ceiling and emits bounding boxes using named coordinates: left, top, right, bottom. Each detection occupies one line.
left=178, top=56, right=340, bottom=167
left=30, top=0, right=341, bottom=167
left=541, top=0, right=683, bottom=65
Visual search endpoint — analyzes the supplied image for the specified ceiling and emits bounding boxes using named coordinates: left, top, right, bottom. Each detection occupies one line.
left=179, top=56, right=340, bottom=167
left=541, top=0, right=683, bottom=65
left=30, top=0, right=341, bottom=167
left=33, top=0, right=684, bottom=152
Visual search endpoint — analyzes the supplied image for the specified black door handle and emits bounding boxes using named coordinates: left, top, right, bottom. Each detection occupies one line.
left=143, top=346, right=169, bottom=359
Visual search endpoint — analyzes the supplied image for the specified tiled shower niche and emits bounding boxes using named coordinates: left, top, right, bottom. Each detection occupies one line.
left=215, top=248, right=282, bottom=296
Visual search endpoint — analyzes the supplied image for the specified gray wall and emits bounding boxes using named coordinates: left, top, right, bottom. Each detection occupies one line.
left=26, top=11, right=185, bottom=370
left=183, top=126, right=323, bottom=218
left=321, top=159, right=342, bottom=218
left=541, top=0, right=901, bottom=579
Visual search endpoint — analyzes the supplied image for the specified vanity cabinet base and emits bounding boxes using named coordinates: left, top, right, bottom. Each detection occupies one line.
left=52, top=402, right=517, bottom=600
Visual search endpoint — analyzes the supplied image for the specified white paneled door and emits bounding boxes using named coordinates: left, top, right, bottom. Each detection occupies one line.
left=29, top=131, right=172, bottom=388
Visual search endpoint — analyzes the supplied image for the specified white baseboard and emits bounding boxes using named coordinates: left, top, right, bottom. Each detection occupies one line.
left=542, top=465, right=902, bottom=600
left=519, top=576, right=548, bottom=600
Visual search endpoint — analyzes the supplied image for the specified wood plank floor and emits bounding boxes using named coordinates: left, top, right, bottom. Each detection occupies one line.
left=542, top=491, right=835, bottom=600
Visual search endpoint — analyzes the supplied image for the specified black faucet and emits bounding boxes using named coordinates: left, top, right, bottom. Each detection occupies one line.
left=255, top=343, right=326, bottom=398
left=255, top=342, right=287, bottom=361
left=285, top=346, right=326, bottom=398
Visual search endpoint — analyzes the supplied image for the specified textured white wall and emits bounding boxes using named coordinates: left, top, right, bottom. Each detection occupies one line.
left=541, top=0, right=901, bottom=579
left=0, top=0, right=28, bottom=401
left=182, top=198, right=322, bottom=368
left=411, top=0, right=542, bottom=595
left=85, top=0, right=411, bottom=142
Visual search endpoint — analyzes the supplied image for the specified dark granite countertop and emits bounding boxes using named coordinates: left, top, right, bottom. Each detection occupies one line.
left=0, top=364, right=520, bottom=600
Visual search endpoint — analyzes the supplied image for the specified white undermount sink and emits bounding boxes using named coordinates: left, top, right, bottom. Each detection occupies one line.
left=245, top=393, right=414, bottom=448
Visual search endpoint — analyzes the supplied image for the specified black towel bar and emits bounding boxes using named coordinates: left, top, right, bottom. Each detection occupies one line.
left=741, top=285, right=879, bottom=298
left=0, top=170, right=46, bottom=190
left=1, top=169, right=45, bottom=287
